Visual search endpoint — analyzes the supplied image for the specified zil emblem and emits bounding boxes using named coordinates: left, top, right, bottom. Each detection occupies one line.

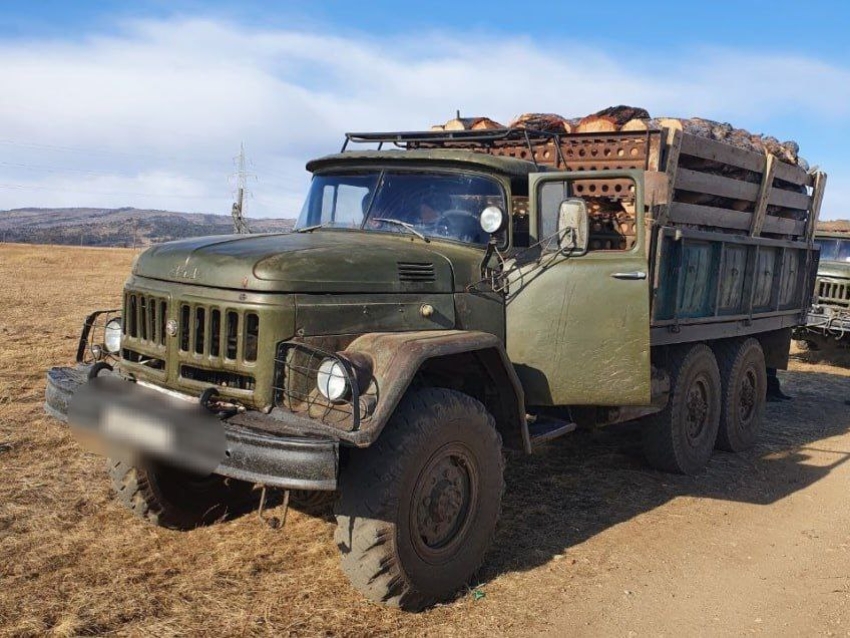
left=168, top=265, right=200, bottom=280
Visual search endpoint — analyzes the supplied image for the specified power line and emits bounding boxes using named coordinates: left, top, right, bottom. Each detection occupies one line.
left=0, top=138, right=186, bottom=163
left=0, top=160, right=142, bottom=176
left=0, top=182, right=217, bottom=200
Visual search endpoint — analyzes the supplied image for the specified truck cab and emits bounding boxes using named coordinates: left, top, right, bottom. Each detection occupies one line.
left=795, top=232, right=850, bottom=348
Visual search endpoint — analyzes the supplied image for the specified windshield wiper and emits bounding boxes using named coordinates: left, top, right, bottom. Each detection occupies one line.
left=372, top=218, right=430, bottom=243
left=294, top=223, right=327, bottom=233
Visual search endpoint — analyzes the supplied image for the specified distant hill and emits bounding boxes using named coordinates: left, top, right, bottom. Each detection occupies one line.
left=1, top=207, right=847, bottom=247
left=0, top=207, right=297, bottom=247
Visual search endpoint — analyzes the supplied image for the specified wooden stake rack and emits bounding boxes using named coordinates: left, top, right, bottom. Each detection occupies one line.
left=343, top=128, right=826, bottom=241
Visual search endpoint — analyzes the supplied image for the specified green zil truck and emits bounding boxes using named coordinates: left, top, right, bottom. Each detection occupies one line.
left=794, top=232, right=850, bottom=348
left=46, top=126, right=827, bottom=609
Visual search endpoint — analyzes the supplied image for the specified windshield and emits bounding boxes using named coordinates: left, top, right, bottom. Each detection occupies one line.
left=815, top=238, right=850, bottom=263
left=295, top=171, right=506, bottom=245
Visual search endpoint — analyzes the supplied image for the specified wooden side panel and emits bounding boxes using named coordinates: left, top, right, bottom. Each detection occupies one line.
left=669, top=201, right=806, bottom=236
left=717, top=244, right=748, bottom=314
left=650, top=228, right=814, bottom=330
left=752, top=248, right=778, bottom=310
left=676, top=168, right=760, bottom=202
left=778, top=249, right=802, bottom=308
left=679, top=134, right=764, bottom=172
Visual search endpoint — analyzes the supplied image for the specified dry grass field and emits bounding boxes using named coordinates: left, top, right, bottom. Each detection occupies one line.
left=2, top=242, right=850, bottom=636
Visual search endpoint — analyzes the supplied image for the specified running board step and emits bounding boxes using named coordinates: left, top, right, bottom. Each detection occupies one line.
left=528, top=416, right=577, bottom=445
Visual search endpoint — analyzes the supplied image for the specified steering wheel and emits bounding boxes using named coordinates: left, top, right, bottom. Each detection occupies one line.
left=436, top=209, right=479, bottom=225
left=433, top=209, right=483, bottom=242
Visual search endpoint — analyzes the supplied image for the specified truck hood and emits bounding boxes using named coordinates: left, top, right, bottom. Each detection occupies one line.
left=132, top=230, right=483, bottom=293
left=818, top=262, right=850, bottom=280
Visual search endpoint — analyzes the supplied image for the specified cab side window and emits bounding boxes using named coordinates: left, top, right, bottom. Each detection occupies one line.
left=538, top=181, right=568, bottom=251
left=538, top=179, right=636, bottom=252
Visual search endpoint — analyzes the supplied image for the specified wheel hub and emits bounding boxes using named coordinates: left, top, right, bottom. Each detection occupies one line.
left=685, top=378, right=709, bottom=439
left=411, top=444, right=477, bottom=560
left=417, top=457, right=468, bottom=547
left=738, top=369, right=757, bottom=424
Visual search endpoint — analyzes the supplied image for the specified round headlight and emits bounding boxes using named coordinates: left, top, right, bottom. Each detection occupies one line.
left=317, top=358, right=349, bottom=402
left=479, top=206, right=505, bottom=234
left=104, top=318, right=122, bottom=354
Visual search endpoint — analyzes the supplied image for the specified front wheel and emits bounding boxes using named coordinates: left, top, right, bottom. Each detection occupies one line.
left=334, top=388, right=504, bottom=611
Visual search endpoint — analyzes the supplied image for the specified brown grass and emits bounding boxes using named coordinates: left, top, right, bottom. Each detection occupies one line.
left=2, top=243, right=850, bottom=636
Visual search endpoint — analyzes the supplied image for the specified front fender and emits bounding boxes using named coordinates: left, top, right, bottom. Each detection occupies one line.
left=344, top=330, right=528, bottom=451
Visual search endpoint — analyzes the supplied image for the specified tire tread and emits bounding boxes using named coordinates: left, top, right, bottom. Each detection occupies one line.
left=333, top=388, right=504, bottom=611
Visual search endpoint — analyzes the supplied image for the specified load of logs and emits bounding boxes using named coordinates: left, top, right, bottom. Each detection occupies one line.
left=431, top=105, right=808, bottom=170
left=428, top=106, right=821, bottom=242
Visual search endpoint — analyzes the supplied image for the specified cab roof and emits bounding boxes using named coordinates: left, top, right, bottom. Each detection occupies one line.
left=306, top=149, right=541, bottom=179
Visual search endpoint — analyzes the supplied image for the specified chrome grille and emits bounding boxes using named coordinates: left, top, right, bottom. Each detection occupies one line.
left=178, top=303, right=259, bottom=363
left=124, top=292, right=167, bottom=347
left=817, top=279, right=850, bottom=308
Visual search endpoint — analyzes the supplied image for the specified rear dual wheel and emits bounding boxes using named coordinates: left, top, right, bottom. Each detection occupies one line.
left=642, top=339, right=767, bottom=474
left=714, top=338, right=766, bottom=452
left=642, top=344, right=722, bottom=474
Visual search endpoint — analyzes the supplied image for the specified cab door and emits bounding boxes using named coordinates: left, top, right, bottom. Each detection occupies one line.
left=505, top=170, right=651, bottom=406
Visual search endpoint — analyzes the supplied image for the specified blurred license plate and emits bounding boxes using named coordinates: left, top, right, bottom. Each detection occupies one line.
left=102, top=404, right=175, bottom=454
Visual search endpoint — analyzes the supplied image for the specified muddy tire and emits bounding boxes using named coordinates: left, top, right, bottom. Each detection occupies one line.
left=714, top=338, right=766, bottom=452
left=642, top=344, right=721, bottom=475
left=334, top=388, right=504, bottom=611
left=108, top=459, right=256, bottom=530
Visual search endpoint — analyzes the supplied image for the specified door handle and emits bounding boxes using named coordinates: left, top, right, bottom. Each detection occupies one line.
left=610, top=271, right=647, bottom=280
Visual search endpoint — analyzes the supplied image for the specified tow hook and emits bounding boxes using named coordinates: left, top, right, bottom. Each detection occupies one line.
left=199, top=386, right=244, bottom=418
left=256, top=484, right=290, bottom=530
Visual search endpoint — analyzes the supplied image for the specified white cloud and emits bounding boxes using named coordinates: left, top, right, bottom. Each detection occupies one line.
left=0, top=17, right=847, bottom=219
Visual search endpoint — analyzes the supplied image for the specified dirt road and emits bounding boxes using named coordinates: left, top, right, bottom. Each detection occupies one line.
left=1, top=243, right=849, bottom=636
left=536, top=364, right=850, bottom=636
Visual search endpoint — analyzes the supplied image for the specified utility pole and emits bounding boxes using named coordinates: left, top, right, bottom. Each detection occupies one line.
left=231, top=143, right=251, bottom=234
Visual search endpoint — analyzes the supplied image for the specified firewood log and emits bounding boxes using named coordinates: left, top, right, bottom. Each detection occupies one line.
left=509, top=113, right=574, bottom=134
left=444, top=117, right=478, bottom=131
left=576, top=115, right=618, bottom=133
left=433, top=117, right=502, bottom=131
left=621, top=118, right=662, bottom=131
left=470, top=117, right=504, bottom=130
left=591, top=105, right=650, bottom=127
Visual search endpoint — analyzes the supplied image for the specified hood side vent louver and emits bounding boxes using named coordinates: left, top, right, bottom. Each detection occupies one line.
left=397, top=261, right=435, bottom=283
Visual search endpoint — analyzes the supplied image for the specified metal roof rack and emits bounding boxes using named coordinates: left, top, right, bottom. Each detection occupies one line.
left=341, top=127, right=567, bottom=169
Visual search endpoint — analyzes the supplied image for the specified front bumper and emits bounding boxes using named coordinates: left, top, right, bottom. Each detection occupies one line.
left=797, top=308, right=850, bottom=339
left=45, top=365, right=339, bottom=490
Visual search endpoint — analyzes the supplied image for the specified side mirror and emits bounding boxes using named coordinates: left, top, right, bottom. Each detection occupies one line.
left=557, top=198, right=589, bottom=254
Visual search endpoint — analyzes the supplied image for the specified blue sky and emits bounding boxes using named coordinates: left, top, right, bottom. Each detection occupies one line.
left=1, top=0, right=848, bottom=218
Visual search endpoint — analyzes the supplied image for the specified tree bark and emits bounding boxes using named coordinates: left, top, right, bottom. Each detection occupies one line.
left=509, top=113, right=574, bottom=134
